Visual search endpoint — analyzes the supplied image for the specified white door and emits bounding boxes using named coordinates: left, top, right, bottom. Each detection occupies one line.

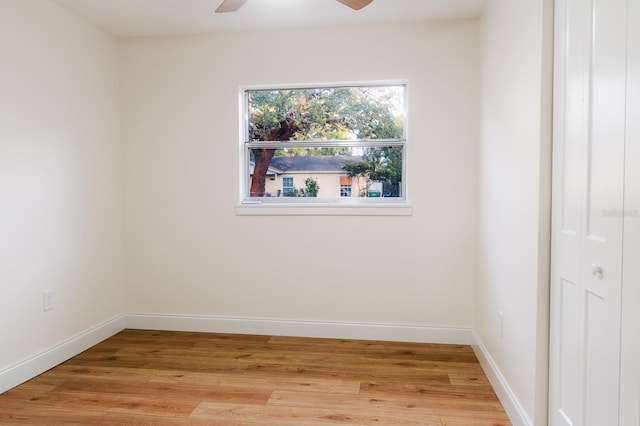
left=620, top=0, right=640, bottom=423
left=550, top=0, right=627, bottom=424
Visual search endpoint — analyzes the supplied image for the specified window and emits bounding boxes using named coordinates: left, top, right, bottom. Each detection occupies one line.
left=340, top=176, right=352, bottom=197
left=241, top=82, right=407, bottom=207
left=282, top=177, right=294, bottom=197
left=340, top=185, right=352, bottom=197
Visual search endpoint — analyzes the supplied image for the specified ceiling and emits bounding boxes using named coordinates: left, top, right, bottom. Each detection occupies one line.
left=51, top=0, right=487, bottom=38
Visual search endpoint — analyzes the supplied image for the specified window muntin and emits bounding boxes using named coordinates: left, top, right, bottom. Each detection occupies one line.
left=242, top=83, right=407, bottom=203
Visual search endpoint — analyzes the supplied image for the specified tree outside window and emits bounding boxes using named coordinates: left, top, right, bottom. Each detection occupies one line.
left=243, top=84, right=406, bottom=202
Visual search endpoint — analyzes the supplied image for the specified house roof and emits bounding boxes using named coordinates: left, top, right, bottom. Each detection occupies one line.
left=269, top=156, right=363, bottom=173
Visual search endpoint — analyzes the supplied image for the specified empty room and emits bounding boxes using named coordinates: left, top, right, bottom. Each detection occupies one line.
left=1, top=0, right=638, bottom=425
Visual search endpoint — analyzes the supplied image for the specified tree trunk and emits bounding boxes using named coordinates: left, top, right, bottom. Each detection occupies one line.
left=249, top=148, right=276, bottom=197
left=249, top=119, right=298, bottom=197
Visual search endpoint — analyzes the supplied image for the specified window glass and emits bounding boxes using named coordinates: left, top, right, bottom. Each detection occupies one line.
left=243, top=83, right=406, bottom=203
left=282, top=177, right=294, bottom=197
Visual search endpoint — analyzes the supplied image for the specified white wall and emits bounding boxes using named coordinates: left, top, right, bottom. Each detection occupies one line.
left=120, top=21, right=479, bottom=336
left=0, top=0, right=124, bottom=391
left=475, top=0, right=553, bottom=424
left=0, top=4, right=561, bottom=422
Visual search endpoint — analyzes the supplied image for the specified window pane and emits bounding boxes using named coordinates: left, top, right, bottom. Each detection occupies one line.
left=247, top=146, right=403, bottom=199
left=247, top=85, right=405, bottom=142
left=282, top=177, right=294, bottom=197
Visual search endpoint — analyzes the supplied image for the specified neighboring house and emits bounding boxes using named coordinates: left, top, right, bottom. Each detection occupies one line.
left=249, top=155, right=369, bottom=198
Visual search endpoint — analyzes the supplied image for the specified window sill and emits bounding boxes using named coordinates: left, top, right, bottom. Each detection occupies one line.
left=235, top=202, right=413, bottom=216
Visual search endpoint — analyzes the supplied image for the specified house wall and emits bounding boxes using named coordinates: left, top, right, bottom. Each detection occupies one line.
left=120, top=21, right=480, bottom=335
left=475, top=0, right=553, bottom=424
left=267, top=173, right=365, bottom=199
left=263, top=174, right=280, bottom=197
left=0, top=0, right=124, bottom=391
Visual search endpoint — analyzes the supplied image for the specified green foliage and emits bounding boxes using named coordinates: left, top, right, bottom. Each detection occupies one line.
left=248, top=85, right=404, bottom=197
left=283, top=177, right=320, bottom=198
left=274, top=147, right=350, bottom=157
left=248, top=87, right=404, bottom=143
left=343, top=146, right=403, bottom=197
left=303, top=177, right=319, bottom=197
left=342, top=162, right=370, bottom=178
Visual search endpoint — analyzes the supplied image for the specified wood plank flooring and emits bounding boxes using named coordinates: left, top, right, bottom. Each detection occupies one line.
left=0, top=330, right=511, bottom=425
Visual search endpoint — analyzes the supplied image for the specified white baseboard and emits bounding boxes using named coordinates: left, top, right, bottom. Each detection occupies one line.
left=125, top=313, right=474, bottom=345
left=0, top=315, right=125, bottom=394
left=0, top=313, right=529, bottom=426
left=472, top=332, right=531, bottom=426
left=0, top=313, right=473, bottom=395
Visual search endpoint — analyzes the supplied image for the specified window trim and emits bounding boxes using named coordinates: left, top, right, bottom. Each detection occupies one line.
left=235, top=203, right=413, bottom=216
left=237, top=80, right=412, bottom=216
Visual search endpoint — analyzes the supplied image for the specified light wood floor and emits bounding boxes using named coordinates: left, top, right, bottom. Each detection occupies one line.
left=0, top=329, right=511, bottom=425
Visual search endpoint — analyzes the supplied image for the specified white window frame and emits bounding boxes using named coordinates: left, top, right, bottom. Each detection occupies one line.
left=236, top=81, right=412, bottom=216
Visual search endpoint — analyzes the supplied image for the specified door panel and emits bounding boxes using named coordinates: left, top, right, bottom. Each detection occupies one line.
left=581, top=0, right=626, bottom=422
left=550, top=0, right=627, bottom=424
left=557, top=279, right=579, bottom=425
left=550, top=0, right=589, bottom=423
left=584, top=291, right=619, bottom=425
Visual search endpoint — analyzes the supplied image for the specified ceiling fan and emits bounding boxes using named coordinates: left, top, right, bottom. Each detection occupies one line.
left=215, top=0, right=374, bottom=13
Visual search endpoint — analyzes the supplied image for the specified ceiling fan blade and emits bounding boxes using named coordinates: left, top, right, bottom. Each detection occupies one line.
left=215, top=0, right=248, bottom=13
left=336, top=0, right=374, bottom=11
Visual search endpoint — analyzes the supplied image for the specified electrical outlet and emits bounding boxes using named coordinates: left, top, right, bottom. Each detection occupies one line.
left=43, top=289, right=54, bottom=311
left=498, top=311, right=504, bottom=338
